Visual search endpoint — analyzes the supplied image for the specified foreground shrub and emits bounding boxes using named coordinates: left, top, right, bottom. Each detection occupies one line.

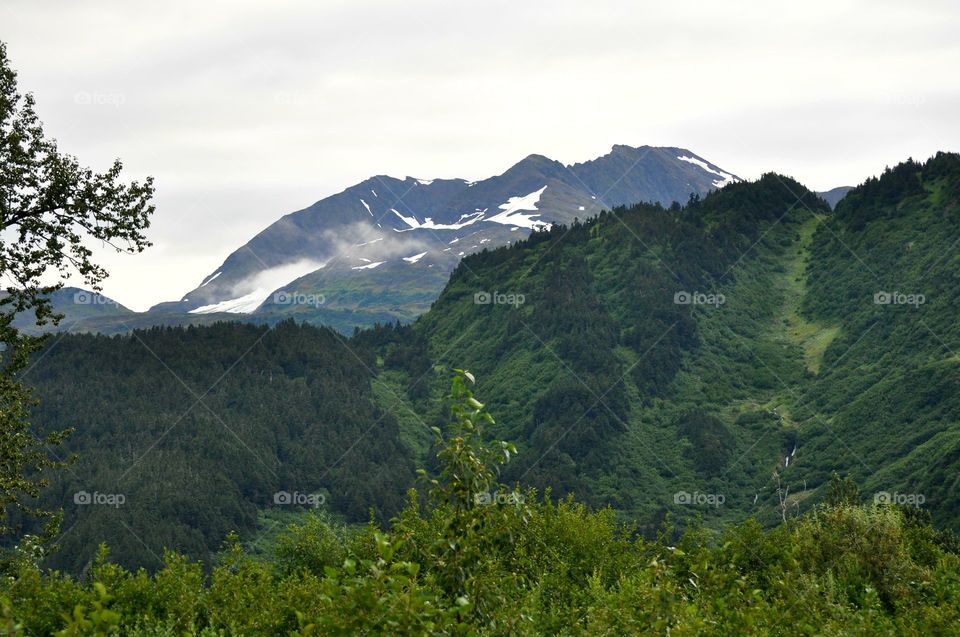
left=2, top=372, right=959, bottom=635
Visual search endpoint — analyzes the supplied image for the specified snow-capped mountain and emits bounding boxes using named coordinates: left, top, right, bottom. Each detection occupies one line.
left=150, top=145, right=739, bottom=326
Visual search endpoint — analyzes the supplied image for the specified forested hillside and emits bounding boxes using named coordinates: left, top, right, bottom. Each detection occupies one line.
left=797, top=152, right=960, bottom=528
left=376, top=171, right=830, bottom=533
left=17, top=321, right=416, bottom=573
left=369, top=152, right=960, bottom=534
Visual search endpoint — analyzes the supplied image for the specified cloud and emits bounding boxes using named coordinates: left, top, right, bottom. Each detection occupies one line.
left=198, top=221, right=434, bottom=312
left=318, top=222, right=435, bottom=269
left=2, top=0, right=959, bottom=309
left=188, top=258, right=327, bottom=313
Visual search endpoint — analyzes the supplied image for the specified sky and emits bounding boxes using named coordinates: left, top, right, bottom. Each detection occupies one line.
left=1, top=0, right=958, bottom=310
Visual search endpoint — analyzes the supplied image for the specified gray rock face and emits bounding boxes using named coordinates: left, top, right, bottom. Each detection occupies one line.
left=149, top=145, right=740, bottom=327
left=816, top=186, right=853, bottom=209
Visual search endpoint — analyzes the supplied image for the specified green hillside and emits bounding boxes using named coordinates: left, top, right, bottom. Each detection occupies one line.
left=369, top=152, right=960, bottom=535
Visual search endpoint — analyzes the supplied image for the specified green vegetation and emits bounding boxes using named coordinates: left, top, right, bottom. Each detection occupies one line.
left=364, top=153, right=960, bottom=538
left=795, top=152, right=960, bottom=530
left=2, top=373, right=959, bottom=635
left=775, top=216, right=840, bottom=374
left=12, top=321, right=415, bottom=574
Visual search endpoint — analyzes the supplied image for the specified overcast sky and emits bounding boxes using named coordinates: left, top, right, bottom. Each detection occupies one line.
left=2, top=0, right=958, bottom=310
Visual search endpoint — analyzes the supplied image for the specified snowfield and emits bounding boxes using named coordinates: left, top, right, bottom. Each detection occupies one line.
left=677, top=155, right=739, bottom=188
left=487, top=186, right=551, bottom=230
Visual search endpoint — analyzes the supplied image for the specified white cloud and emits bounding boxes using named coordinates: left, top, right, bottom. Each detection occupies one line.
left=2, top=0, right=958, bottom=309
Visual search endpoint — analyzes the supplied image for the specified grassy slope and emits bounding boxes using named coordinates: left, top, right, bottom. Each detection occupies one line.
left=776, top=216, right=841, bottom=374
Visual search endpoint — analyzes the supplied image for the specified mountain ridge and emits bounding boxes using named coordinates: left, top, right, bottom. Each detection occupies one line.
left=151, top=144, right=741, bottom=327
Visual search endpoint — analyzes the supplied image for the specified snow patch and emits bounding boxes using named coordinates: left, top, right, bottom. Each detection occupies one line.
left=487, top=186, right=551, bottom=230
left=677, top=155, right=739, bottom=188
left=351, top=261, right=385, bottom=270
left=355, top=237, right=383, bottom=247
left=391, top=208, right=420, bottom=229
left=360, top=199, right=373, bottom=216
left=403, top=251, right=428, bottom=264
left=191, top=290, right=270, bottom=314
left=190, top=259, right=324, bottom=315
left=199, top=271, right=222, bottom=288
left=391, top=208, right=485, bottom=232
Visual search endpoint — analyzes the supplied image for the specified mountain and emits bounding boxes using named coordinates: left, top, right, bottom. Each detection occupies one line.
left=817, top=185, right=853, bottom=209
left=10, top=287, right=134, bottom=334
left=151, top=145, right=739, bottom=328
left=22, top=152, right=960, bottom=574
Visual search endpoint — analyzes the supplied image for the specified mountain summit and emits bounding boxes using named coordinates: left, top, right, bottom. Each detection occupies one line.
left=153, top=145, right=739, bottom=329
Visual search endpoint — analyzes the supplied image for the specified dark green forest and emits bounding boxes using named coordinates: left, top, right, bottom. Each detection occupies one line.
left=15, top=321, right=415, bottom=573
